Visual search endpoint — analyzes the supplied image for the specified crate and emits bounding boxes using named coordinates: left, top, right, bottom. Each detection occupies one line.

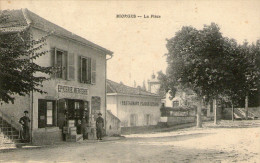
left=63, top=127, right=69, bottom=134
left=66, top=134, right=83, bottom=142
left=68, top=120, right=75, bottom=127
left=69, top=127, right=77, bottom=135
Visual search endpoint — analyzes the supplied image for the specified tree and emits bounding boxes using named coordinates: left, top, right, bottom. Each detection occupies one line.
left=160, top=23, right=234, bottom=127
left=160, top=22, right=260, bottom=125
left=0, top=20, right=52, bottom=103
left=222, top=39, right=260, bottom=120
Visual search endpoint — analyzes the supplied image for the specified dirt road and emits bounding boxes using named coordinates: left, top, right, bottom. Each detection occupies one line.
left=0, top=120, right=259, bottom=163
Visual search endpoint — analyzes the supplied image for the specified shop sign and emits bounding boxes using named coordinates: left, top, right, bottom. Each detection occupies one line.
left=57, top=85, right=89, bottom=95
left=120, top=101, right=159, bottom=106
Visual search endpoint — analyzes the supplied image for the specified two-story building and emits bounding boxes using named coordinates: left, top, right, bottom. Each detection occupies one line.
left=0, top=9, right=113, bottom=144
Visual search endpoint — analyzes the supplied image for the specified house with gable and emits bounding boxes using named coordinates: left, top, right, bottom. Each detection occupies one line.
left=0, top=9, right=114, bottom=144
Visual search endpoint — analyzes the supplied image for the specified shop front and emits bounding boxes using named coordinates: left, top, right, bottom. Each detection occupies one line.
left=33, top=83, right=102, bottom=144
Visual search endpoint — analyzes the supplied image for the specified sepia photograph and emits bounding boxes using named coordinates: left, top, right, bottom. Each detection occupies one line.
left=0, top=0, right=259, bottom=162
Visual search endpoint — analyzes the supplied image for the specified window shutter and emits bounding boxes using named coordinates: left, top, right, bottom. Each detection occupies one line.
left=87, top=57, right=91, bottom=84
left=57, top=99, right=66, bottom=129
left=91, top=59, right=96, bottom=84
left=68, top=53, right=75, bottom=80
left=62, top=51, right=68, bottom=80
left=50, top=48, right=56, bottom=78
left=78, top=55, right=82, bottom=83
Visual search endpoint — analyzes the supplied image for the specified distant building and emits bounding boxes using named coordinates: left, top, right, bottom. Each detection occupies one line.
left=106, top=80, right=162, bottom=127
left=148, top=73, right=160, bottom=94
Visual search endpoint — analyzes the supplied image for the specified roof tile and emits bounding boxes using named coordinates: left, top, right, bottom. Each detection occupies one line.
left=107, top=79, right=161, bottom=97
left=0, top=9, right=113, bottom=55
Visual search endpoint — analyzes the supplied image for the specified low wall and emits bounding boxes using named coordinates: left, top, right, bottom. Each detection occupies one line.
left=121, top=125, right=158, bottom=135
left=160, top=116, right=196, bottom=126
left=32, top=127, right=63, bottom=145
left=106, top=110, right=121, bottom=136
left=223, top=106, right=260, bottom=120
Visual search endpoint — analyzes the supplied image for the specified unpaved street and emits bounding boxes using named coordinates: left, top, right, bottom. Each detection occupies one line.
left=0, top=120, right=259, bottom=163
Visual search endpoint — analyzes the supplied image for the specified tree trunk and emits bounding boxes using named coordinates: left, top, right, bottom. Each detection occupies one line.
left=196, top=99, right=202, bottom=128
left=245, top=95, right=248, bottom=120
left=213, top=99, right=217, bottom=125
left=231, top=102, right=234, bottom=121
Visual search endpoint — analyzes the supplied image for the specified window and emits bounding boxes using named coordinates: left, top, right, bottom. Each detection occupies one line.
left=46, top=102, right=53, bottom=125
left=80, top=56, right=96, bottom=84
left=38, top=100, right=56, bottom=128
left=51, top=49, right=68, bottom=80
left=172, top=101, right=179, bottom=108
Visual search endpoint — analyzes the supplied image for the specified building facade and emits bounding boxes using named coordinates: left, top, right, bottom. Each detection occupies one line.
left=107, top=80, right=162, bottom=127
left=0, top=9, right=113, bottom=144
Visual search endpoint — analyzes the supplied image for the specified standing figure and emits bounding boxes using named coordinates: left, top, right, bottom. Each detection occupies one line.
left=19, top=110, right=31, bottom=143
left=96, top=113, right=104, bottom=140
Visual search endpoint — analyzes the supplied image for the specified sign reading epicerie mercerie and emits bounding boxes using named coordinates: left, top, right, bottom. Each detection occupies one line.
left=57, top=85, right=88, bottom=95
left=121, top=101, right=159, bottom=106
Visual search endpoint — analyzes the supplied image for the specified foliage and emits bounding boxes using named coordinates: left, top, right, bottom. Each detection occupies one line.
left=159, top=22, right=260, bottom=108
left=0, top=29, right=52, bottom=104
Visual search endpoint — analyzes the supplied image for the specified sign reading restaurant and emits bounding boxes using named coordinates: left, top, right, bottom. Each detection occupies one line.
left=57, top=85, right=89, bottom=95
left=120, top=101, right=159, bottom=106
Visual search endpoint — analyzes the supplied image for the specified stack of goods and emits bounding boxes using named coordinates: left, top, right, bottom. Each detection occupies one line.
left=63, top=120, right=83, bottom=142
left=85, top=127, right=96, bottom=140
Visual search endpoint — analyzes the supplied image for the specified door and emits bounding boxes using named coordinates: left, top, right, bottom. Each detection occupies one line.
left=38, top=100, right=47, bottom=128
left=58, top=99, right=67, bottom=129
left=145, top=114, right=151, bottom=126
left=130, top=114, right=137, bottom=126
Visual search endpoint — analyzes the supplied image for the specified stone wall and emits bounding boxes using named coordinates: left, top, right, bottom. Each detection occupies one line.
left=106, top=110, right=121, bottom=136
left=160, top=116, right=196, bottom=126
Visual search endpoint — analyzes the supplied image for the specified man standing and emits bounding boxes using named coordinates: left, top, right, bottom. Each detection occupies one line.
left=19, top=111, right=31, bottom=143
left=96, top=113, right=104, bottom=140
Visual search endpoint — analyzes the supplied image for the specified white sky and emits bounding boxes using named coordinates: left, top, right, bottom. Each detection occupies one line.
left=1, top=0, right=260, bottom=87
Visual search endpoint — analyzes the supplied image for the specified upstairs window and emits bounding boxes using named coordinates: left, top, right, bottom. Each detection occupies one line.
left=79, top=56, right=96, bottom=84
left=51, top=48, right=68, bottom=80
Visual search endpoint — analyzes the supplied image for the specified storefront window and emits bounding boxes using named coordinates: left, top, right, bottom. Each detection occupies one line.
left=75, top=102, right=80, bottom=109
left=38, top=100, right=56, bottom=128
left=47, top=102, right=53, bottom=125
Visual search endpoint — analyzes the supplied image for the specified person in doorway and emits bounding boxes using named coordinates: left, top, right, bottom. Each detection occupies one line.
left=96, top=113, right=104, bottom=140
left=19, top=110, right=31, bottom=143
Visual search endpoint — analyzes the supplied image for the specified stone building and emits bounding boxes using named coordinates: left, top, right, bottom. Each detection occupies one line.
left=0, top=9, right=113, bottom=144
left=106, top=80, right=162, bottom=127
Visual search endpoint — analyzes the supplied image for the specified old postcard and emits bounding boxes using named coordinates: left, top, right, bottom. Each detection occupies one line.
left=0, top=0, right=259, bottom=162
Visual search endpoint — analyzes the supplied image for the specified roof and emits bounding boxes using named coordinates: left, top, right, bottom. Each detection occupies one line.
left=0, top=9, right=113, bottom=55
left=107, top=79, right=161, bottom=97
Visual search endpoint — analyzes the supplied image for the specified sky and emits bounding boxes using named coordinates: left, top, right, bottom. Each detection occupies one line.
left=1, top=0, right=260, bottom=87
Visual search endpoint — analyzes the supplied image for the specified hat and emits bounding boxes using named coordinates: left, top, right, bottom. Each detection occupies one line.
left=24, top=110, right=29, bottom=113
left=98, top=113, right=102, bottom=116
